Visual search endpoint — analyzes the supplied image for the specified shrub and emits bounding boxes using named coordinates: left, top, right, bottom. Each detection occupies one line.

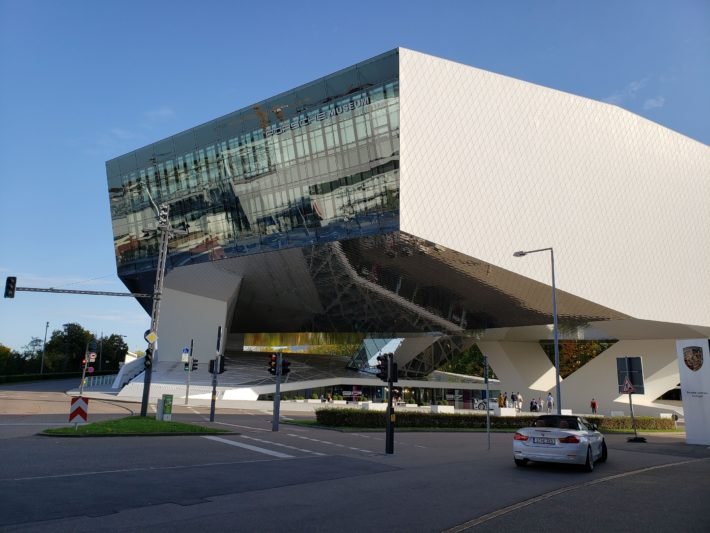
left=313, top=410, right=677, bottom=431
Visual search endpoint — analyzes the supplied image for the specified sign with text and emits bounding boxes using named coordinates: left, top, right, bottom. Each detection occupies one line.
left=676, top=340, right=710, bottom=445
left=616, top=356, right=645, bottom=394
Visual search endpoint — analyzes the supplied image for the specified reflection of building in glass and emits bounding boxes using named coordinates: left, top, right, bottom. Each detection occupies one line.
left=107, top=48, right=710, bottom=415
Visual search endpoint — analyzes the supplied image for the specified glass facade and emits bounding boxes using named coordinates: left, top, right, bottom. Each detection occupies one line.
left=106, top=50, right=400, bottom=279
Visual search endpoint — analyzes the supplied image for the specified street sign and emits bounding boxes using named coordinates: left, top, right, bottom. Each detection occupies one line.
left=69, top=396, right=89, bottom=422
left=617, top=356, right=645, bottom=394
left=181, top=354, right=189, bottom=363
left=89, top=352, right=96, bottom=362
left=622, top=375, right=634, bottom=393
left=87, top=367, right=95, bottom=374
left=182, top=347, right=190, bottom=354
left=144, top=330, right=158, bottom=344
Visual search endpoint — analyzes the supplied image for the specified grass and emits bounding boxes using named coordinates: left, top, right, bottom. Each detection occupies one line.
left=43, top=416, right=232, bottom=436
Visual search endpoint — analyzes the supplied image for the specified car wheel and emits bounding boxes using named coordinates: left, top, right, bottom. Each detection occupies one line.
left=514, top=458, right=528, bottom=467
left=584, top=447, right=594, bottom=472
left=476, top=403, right=485, bottom=410
left=599, top=440, right=608, bottom=463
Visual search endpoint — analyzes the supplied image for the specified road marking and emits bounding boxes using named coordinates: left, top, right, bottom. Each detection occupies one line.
left=443, top=457, right=710, bottom=532
left=4, top=459, right=278, bottom=482
left=241, top=435, right=325, bottom=456
left=202, top=435, right=293, bottom=458
left=213, top=421, right=270, bottom=432
left=287, top=434, right=375, bottom=454
left=0, top=423, right=76, bottom=426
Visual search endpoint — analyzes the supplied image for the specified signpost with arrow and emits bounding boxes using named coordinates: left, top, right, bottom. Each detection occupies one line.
left=617, top=356, right=646, bottom=443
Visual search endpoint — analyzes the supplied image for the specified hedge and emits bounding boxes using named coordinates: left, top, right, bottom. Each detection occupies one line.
left=314, top=408, right=676, bottom=431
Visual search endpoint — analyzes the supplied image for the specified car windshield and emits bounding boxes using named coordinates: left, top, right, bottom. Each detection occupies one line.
left=533, top=416, right=579, bottom=430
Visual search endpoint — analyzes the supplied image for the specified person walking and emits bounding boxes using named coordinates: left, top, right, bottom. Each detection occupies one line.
left=517, top=392, right=524, bottom=412
left=546, top=392, right=554, bottom=414
left=590, top=397, right=598, bottom=414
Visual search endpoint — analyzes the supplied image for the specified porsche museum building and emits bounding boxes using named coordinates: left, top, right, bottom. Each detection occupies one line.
left=106, top=49, right=710, bottom=434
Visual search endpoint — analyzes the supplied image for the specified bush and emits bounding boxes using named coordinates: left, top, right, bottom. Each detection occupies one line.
left=313, top=410, right=678, bottom=431
left=437, top=400, right=449, bottom=406
left=311, top=393, right=319, bottom=400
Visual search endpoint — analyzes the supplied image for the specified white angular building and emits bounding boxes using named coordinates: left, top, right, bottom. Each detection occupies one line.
left=107, top=48, right=710, bottom=418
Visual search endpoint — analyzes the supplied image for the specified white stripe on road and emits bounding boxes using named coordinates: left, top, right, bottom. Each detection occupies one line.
left=287, top=434, right=375, bottom=454
left=202, top=435, right=294, bottom=458
left=213, top=421, right=270, bottom=432
left=241, top=435, right=325, bottom=456
left=443, top=457, right=710, bottom=532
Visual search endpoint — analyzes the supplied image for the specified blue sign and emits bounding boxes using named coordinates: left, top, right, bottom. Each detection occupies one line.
left=182, top=347, right=190, bottom=354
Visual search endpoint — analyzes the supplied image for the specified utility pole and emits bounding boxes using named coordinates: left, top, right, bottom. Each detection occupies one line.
left=40, top=321, right=49, bottom=374
left=139, top=185, right=187, bottom=417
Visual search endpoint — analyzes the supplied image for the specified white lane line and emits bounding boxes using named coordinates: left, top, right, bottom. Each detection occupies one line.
left=287, top=434, right=374, bottom=454
left=443, top=457, right=710, bottom=532
left=0, top=423, right=74, bottom=426
left=202, top=436, right=293, bottom=458
left=213, top=421, right=270, bottom=432
left=241, top=435, right=326, bottom=456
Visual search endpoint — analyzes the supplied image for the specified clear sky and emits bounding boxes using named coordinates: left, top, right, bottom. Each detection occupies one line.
left=1, top=0, right=708, bottom=354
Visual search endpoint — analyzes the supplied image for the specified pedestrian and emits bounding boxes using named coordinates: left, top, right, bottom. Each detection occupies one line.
left=517, top=392, right=524, bottom=412
left=530, top=398, right=537, bottom=412
left=504, top=392, right=509, bottom=408
left=590, top=397, right=598, bottom=414
left=498, top=392, right=504, bottom=408
left=546, top=392, right=554, bottom=414
left=511, top=391, right=517, bottom=409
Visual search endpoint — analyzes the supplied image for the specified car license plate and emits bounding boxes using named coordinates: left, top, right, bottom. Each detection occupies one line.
left=533, top=437, right=556, bottom=445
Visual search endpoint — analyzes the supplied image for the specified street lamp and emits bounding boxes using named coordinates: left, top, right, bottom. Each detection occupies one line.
left=40, top=321, right=49, bottom=374
left=513, top=247, right=561, bottom=415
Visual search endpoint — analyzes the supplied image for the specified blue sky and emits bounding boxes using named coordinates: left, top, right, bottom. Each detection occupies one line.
left=1, top=0, right=708, bottom=353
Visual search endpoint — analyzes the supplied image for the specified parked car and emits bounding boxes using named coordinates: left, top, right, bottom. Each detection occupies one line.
left=474, top=398, right=498, bottom=410
left=513, top=414, right=607, bottom=471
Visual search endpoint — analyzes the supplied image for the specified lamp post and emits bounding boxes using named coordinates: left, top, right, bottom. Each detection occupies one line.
left=40, top=321, right=49, bottom=374
left=513, top=247, right=561, bottom=415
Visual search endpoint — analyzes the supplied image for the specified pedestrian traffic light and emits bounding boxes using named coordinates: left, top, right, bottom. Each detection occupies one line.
left=376, top=354, right=388, bottom=381
left=281, top=358, right=291, bottom=376
left=209, top=359, right=216, bottom=373
left=269, top=354, right=277, bottom=375
left=184, top=362, right=189, bottom=371
left=4, top=276, right=16, bottom=298
left=144, top=347, right=153, bottom=369
left=218, top=357, right=225, bottom=374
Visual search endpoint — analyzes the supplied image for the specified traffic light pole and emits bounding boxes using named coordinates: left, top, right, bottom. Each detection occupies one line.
left=272, top=353, right=282, bottom=432
left=210, top=327, right=223, bottom=422
left=185, top=338, right=193, bottom=406
left=386, top=377, right=394, bottom=454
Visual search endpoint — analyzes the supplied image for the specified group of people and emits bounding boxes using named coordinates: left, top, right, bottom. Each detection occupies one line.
left=528, top=393, right=554, bottom=413
left=498, top=391, right=525, bottom=411
left=495, top=392, right=599, bottom=414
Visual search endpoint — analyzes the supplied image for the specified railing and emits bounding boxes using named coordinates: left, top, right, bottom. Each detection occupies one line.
left=81, top=374, right=118, bottom=388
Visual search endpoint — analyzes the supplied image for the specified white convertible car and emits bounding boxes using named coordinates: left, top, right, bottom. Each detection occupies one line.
left=513, top=415, right=607, bottom=471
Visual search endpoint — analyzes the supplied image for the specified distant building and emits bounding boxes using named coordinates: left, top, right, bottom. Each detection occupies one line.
left=106, top=48, right=710, bottom=414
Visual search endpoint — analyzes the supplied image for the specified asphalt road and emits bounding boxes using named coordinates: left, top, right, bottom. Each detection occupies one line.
left=1, top=380, right=709, bottom=532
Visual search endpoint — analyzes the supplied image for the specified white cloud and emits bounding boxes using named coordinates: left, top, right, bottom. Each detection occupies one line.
left=603, top=77, right=649, bottom=105
left=643, top=96, right=665, bottom=110
left=143, top=106, right=176, bottom=124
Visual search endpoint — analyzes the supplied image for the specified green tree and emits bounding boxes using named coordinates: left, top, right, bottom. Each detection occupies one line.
left=43, top=323, right=94, bottom=372
left=439, top=344, right=498, bottom=379
left=97, top=334, right=129, bottom=372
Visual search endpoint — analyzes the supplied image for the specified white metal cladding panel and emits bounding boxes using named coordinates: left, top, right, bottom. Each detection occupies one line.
left=398, top=48, right=710, bottom=327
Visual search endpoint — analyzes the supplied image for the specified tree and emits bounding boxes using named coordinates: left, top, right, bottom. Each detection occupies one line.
left=98, top=334, right=128, bottom=372
left=43, top=323, right=94, bottom=372
left=439, top=344, right=498, bottom=379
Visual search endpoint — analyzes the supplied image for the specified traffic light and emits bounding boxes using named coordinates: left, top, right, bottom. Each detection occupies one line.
left=209, top=359, right=216, bottom=373
left=269, top=354, right=277, bottom=375
left=192, top=358, right=199, bottom=371
left=82, top=358, right=87, bottom=366
left=184, top=362, right=189, bottom=371
left=376, top=354, right=388, bottom=381
left=144, top=347, right=153, bottom=369
left=218, top=357, right=225, bottom=374
left=281, top=358, right=290, bottom=376
left=4, top=276, right=16, bottom=298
